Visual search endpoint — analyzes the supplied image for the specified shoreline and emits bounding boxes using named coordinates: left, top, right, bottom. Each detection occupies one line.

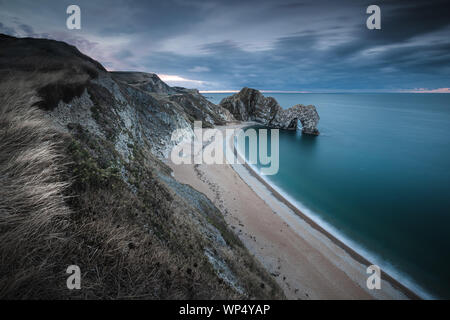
left=232, top=128, right=421, bottom=300
left=167, top=122, right=419, bottom=299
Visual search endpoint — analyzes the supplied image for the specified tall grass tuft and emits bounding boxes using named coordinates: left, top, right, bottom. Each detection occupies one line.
left=0, top=83, right=70, bottom=298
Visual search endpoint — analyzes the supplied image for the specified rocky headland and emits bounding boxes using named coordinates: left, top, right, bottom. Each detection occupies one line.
left=219, top=87, right=320, bottom=135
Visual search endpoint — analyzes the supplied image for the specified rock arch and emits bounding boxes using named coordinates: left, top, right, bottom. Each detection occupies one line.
left=287, top=118, right=298, bottom=130
left=219, top=87, right=320, bottom=135
left=270, top=103, right=320, bottom=135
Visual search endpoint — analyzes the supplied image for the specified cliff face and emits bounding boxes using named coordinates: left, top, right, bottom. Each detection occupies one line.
left=0, top=34, right=282, bottom=299
left=220, top=87, right=320, bottom=135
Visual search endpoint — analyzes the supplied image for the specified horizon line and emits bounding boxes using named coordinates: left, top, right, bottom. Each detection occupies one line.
left=199, top=88, right=450, bottom=94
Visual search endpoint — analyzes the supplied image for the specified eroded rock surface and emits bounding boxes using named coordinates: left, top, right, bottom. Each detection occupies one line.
left=220, top=87, right=320, bottom=135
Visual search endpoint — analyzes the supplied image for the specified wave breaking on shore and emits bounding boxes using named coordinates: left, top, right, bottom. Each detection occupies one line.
left=233, top=126, right=432, bottom=300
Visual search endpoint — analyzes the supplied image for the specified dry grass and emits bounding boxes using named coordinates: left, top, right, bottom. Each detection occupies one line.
left=0, top=82, right=70, bottom=297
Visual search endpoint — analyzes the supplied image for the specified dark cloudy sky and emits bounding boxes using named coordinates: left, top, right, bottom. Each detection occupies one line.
left=1, top=0, right=449, bottom=91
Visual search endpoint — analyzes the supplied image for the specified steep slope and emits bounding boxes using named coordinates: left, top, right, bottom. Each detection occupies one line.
left=112, top=71, right=234, bottom=128
left=0, top=34, right=282, bottom=299
left=220, top=87, right=320, bottom=135
left=111, top=71, right=175, bottom=94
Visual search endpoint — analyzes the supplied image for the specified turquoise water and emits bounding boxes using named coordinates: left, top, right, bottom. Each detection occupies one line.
left=206, top=93, right=450, bottom=299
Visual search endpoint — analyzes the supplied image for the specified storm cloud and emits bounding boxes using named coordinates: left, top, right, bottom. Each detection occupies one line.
left=0, top=0, right=449, bottom=91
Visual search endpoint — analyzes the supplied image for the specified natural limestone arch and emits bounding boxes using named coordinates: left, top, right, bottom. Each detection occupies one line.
left=270, top=104, right=320, bottom=135
left=219, top=87, right=320, bottom=135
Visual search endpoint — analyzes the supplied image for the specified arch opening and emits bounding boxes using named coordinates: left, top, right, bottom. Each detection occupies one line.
left=287, top=118, right=298, bottom=130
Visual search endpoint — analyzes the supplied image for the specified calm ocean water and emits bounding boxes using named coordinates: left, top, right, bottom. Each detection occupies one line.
left=206, top=93, right=450, bottom=298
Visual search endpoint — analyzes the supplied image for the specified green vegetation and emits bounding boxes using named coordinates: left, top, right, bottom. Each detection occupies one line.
left=68, top=140, right=121, bottom=189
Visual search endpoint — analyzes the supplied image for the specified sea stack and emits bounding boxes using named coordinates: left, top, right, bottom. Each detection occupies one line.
left=219, top=87, right=320, bottom=135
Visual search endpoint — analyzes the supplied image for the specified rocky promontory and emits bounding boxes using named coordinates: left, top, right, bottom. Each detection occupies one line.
left=219, top=87, right=320, bottom=135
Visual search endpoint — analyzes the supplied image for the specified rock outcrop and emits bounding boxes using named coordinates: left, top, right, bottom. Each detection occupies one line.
left=111, top=71, right=175, bottom=94
left=219, top=87, right=320, bottom=135
left=0, top=34, right=235, bottom=158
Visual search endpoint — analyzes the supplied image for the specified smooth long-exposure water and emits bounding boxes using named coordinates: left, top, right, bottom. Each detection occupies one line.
left=206, top=92, right=450, bottom=298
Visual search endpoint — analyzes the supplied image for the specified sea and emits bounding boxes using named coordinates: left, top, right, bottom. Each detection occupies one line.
left=205, top=92, right=450, bottom=299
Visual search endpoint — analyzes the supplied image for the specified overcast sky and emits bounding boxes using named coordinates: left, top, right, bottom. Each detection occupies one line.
left=1, top=0, right=449, bottom=91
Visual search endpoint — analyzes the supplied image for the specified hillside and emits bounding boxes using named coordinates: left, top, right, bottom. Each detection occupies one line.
left=0, top=34, right=284, bottom=299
